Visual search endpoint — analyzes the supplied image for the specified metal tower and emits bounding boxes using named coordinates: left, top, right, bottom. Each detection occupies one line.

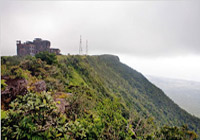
left=79, top=35, right=82, bottom=55
left=86, top=40, right=88, bottom=55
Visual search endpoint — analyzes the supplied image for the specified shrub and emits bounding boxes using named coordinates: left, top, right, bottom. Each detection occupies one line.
left=1, top=56, right=23, bottom=66
left=1, top=92, right=66, bottom=140
left=35, top=51, right=58, bottom=65
left=20, top=57, right=47, bottom=78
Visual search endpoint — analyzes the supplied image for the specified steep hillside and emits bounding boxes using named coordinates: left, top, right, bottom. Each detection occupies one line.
left=60, top=55, right=200, bottom=133
left=1, top=54, right=200, bottom=139
left=57, top=54, right=200, bottom=133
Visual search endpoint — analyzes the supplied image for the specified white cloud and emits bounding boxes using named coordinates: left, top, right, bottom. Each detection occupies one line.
left=119, top=54, right=200, bottom=82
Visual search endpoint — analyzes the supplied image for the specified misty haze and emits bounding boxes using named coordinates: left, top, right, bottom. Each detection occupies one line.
left=146, top=75, right=200, bottom=118
left=1, top=0, right=200, bottom=139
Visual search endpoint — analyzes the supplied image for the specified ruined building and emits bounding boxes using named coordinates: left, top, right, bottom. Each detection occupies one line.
left=17, top=38, right=61, bottom=56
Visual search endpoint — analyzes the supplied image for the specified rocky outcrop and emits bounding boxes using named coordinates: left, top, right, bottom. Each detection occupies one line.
left=1, top=77, right=28, bottom=110
left=1, top=76, right=46, bottom=110
left=31, top=80, right=46, bottom=93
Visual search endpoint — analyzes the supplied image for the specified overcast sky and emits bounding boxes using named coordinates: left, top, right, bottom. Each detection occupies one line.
left=1, top=0, right=200, bottom=81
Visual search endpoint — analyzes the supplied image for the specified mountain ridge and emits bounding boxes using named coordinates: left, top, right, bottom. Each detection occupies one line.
left=1, top=54, right=200, bottom=139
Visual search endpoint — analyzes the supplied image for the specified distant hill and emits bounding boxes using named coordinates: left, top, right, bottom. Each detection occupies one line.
left=146, top=75, right=200, bottom=118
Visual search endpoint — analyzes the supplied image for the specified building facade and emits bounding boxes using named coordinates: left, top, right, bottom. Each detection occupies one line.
left=17, top=38, right=61, bottom=56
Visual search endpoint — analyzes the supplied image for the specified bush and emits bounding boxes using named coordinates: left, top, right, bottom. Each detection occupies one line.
left=1, top=92, right=67, bottom=140
left=1, top=56, right=23, bottom=66
left=35, top=51, right=58, bottom=65
left=20, top=57, right=47, bottom=78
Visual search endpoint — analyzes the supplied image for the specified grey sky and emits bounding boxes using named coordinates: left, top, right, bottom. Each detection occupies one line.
left=1, top=0, right=200, bottom=81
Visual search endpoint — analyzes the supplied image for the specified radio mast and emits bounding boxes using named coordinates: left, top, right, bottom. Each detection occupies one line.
left=79, top=35, right=82, bottom=55
left=86, top=40, right=88, bottom=55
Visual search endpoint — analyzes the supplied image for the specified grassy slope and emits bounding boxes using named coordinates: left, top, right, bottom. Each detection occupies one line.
left=58, top=54, right=200, bottom=135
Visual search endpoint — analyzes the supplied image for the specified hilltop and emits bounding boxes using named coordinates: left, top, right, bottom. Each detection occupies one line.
left=1, top=53, right=200, bottom=139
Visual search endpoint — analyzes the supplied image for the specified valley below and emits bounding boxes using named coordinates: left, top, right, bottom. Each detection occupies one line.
left=146, top=75, right=200, bottom=118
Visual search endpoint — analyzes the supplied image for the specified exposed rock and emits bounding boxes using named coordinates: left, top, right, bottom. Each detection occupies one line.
left=53, top=92, right=72, bottom=113
left=32, top=80, right=46, bottom=93
left=1, top=77, right=47, bottom=110
left=1, top=77, right=28, bottom=110
left=54, top=98, right=68, bottom=113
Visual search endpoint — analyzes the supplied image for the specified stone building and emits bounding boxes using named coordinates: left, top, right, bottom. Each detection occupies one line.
left=17, top=38, right=61, bottom=56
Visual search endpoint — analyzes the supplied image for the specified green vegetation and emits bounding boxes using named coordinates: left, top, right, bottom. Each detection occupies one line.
left=1, top=53, right=200, bottom=139
left=35, top=51, right=58, bottom=65
left=1, top=79, right=7, bottom=90
left=1, top=110, right=7, bottom=119
left=158, top=125, right=198, bottom=140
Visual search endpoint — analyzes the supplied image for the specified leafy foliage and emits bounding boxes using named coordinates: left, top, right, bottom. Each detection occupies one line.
left=1, top=79, right=7, bottom=91
left=35, top=51, right=58, bottom=65
left=1, top=92, right=64, bottom=140
left=1, top=110, right=7, bottom=119
left=1, top=65, right=30, bottom=80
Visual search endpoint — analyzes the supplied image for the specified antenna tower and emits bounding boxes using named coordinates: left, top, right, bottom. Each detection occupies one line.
left=86, top=40, right=88, bottom=55
left=79, top=35, right=82, bottom=55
